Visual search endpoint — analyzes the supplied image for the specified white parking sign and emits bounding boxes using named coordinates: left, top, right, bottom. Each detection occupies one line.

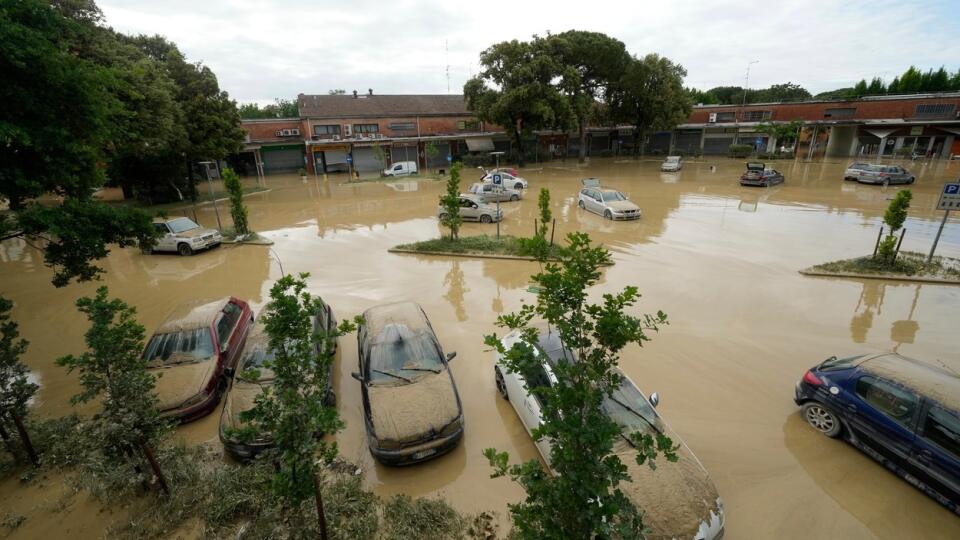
left=938, top=183, right=960, bottom=210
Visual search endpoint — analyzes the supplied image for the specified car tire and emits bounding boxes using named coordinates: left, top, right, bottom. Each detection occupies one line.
left=495, top=367, right=509, bottom=401
left=908, top=177, right=915, bottom=184
left=510, top=194, right=519, bottom=202
left=177, top=243, right=193, bottom=256
left=801, top=402, right=843, bottom=438
left=604, top=210, right=612, bottom=220
left=578, top=200, right=585, bottom=209
left=514, top=183, right=524, bottom=190
left=480, top=214, right=493, bottom=223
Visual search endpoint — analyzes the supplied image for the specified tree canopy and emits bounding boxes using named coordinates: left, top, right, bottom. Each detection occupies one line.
left=608, top=54, right=691, bottom=156
left=239, top=99, right=299, bottom=119
left=816, top=65, right=960, bottom=99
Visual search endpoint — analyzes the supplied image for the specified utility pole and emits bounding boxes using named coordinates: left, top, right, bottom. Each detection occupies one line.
left=490, top=151, right=505, bottom=240
left=738, top=60, right=759, bottom=144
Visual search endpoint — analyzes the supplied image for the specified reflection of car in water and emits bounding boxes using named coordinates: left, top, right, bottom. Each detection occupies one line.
left=577, top=178, right=641, bottom=220
left=219, top=300, right=337, bottom=460
left=469, top=182, right=522, bottom=202
left=144, top=297, right=254, bottom=423
left=353, top=302, right=464, bottom=465
left=739, top=162, right=784, bottom=187
left=493, top=327, right=725, bottom=540
left=147, top=217, right=222, bottom=256
left=795, top=353, right=960, bottom=515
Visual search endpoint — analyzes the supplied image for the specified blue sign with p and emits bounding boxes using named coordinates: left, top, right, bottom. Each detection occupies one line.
left=946, top=184, right=959, bottom=194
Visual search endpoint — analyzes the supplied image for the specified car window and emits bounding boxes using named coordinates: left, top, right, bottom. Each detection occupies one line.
left=154, top=223, right=170, bottom=234
left=922, top=406, right=960, bottom=459
left=601, top=191, right=625, bottom=202
left=856, top=376, right=918, bottom=425
left=602, top=375, right=660, bottom=436
left=142, top=328, right=215, bottom=366
left=216, top=302, right=243, bottom=346
left=238, top=345, right=275, bottom=381
left=393, top=165, right=402, bottom=171
left=167, top=217, right=200, bottom=234
left=526, top=363, right=552, bottom=407
left=368, top=326, right=443, bottom=383
left=459, top=198, right=473, bottom=208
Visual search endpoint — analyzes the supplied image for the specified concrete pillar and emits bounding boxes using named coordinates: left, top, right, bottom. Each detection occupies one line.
left=825, top=125, right=857, bottom=158
left=877, top=137, right=887, bottom=160
left=944, top=135, right=955, bottom=159
left=699, top=129, right=706, bottom=154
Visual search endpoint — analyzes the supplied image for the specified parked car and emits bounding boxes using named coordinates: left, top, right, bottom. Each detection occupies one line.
left=795, top=352, right=959, bottom=514
left=493, top=327, right=725, bottom=539
left=856, top=165, right=915, bottom=185
left=739, top=162, right=784, bottom=187
left=437, top=194, right=503, bottom=223
left=661, top=155, right=683, bottom=172
left=469, top=182, right=522, bottom=202
left=353, top=302, right=464, bottom=465
left=147, top=217, right=222, bottom=256
left=578, top=178, right=641, bottom=220
left=844, top=162, right=876, bottom=181
left=480, top=170, right=528, bottom=190
left=219, top=300, right=337, bottom=460
left=143, top=297, right=254, bottom=423
left=383, top=161, right=418, bottom=177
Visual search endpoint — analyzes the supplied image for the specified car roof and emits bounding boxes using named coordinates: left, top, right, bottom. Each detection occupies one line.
left=362, top=301, right=432, bottom=342
left=597, top=188, right=622, bottom=194
left=157, top=297, right=231, bottom=333
left=857, top=353, right=960, bottom=412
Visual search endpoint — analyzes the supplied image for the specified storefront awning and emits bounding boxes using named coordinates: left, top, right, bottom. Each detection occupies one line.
left=465, top=137, right=495, bottom=152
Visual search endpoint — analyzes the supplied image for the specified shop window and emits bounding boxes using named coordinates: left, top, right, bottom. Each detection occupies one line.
left=825, top=108, right=856, bottom=118
left=457, top=119, right=480, bottom=130
left=314, top=124, right=341, bottom=136
left=742, top=110, right=771, bottom=121
left=915, top=104, right=955, bottom=118
left=715, top=112, right=736, bottom=122
left=354, top=124, right=379, bottom=134
left=388, top=122, right=416, bottom=131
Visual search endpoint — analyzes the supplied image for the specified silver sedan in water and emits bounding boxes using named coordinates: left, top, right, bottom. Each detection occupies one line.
left=856, top=165, right=915, bottom=185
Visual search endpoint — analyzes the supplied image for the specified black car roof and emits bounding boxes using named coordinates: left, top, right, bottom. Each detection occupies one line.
left=857, top=353, right=960, bottom=412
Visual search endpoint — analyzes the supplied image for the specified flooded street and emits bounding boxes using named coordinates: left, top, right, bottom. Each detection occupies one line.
left=2, top=157, right=960, bottom=539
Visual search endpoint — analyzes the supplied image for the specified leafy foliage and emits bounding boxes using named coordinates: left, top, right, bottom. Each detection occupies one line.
left=756, top=120, right=803, bottom=149
left=483, top=232, right=674, bottom=538
left=439, top=162, right=464, bottom=240
left=0, top=298, right=35, bottom=420
left=608, top=54, right=691, bottom=156
left=222, top=167, right=249, bottom=235
left=877, top=190, right=912, bottom=262
left=690, top=82, right=812, bottom=105
left=238, top=98, right=299, bottom=119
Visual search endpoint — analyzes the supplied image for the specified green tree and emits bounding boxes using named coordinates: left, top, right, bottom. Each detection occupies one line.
left=0, top=297, right=38, bottom=465
left=56, top=287, right=170, bottom=493
left=464, top=38, right=569, bottom=167
left=887, top=76, right=901, bottom=93
left=759, top=82, right=811, bottom=102
left=439, top=162, right=464, bottom=240
left=537, top=188, right=552, bottom=240
left=424, top=141, right=440, bottom=172
left=867, top=77, right=886, bottom=95
left=237, top=274, right=357, bottom=535
left=686, top=87, right=719, bottom=105
left=850, top=79, right=868, bottom=97
left=877, top=190, right=912, bottom=262
left=222, top=168, right=249, bottom=236
left=609, top=54, right=691, bottom=157
left=484, top=232, right=675, bottom=538
left=757, top=120, right=803, bottom=151
left=547, top=31, right=630, bottom=164
left=238, top=98, right=299, bottom=119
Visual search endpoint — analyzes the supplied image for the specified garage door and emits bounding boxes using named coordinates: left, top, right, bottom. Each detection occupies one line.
left=589, top=135, right=609, bottom=153
left=647, top=133, right=671, bottom=154
left=352, top=147, right=383, bottom=173
left=674, top=131, right=701, bottom=155
left=703, top=137, right=734, bottom=155
left=262, top=146, right=305, bottom=173
left=392, top=144, right=418, bottom=164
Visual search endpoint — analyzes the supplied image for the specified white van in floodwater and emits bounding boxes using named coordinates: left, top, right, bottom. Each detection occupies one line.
left=383, top=161, right=418, bottom=177
left=661, top=155, right=682, bottom=172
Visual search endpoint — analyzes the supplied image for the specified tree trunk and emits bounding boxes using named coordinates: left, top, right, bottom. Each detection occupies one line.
left=140, top=443, right=169, bottom=495
left=578, top=118, right=587, bottom=164
left=313, top=472, right=330, bottom=540
left=0, top=420, right=20, bottom=462
left=632, top=125, right=645, bottom=159
left=513, top=124, right=525, bottom=168
left=187, top=155, right=197, bottom=202
left=11, top=413, right=38, bottom=466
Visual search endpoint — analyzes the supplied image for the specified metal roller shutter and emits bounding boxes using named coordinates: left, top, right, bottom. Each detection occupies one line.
left=647, top=132, right=671, bottom=154
left=262, top=146, right=305, bottom=173
left=703, top=137, right=734, bottom=155
left=674, top=131, right=701, bottom=155
left=352, top=147, right=382, bottom=173
left=392, top=144, right=418, bottom=164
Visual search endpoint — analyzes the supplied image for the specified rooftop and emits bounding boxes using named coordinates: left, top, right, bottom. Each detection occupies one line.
left=297, top=93, right=469, bottom=119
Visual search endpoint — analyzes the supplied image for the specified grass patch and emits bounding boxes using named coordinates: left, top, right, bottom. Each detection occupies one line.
left=394, top=235, right=565, bottom=259
left=809, top=251, right=960, bottom=279
left=349, top=173, right=447, bottom=184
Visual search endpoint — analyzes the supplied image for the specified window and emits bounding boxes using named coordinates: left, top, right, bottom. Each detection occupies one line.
left=353, top=123, right=379, bottom=134
left=915, top=103, right=956, bottom=117
left=142, top=328, right=215, bottom=366
left=825, top=108, right=857, bottom=118
left=526, top=363, right=552, bottom=407
left=742, top=110, right=771, bottom=121
left=457, top=119, right=480, bottom=130
left=216, top=302, right=243, bottom=346
left=368, top=330, right=443, bottom=383
left=855, top=376, right=918, bottom=425
left=922, top=406, right=960, bottom=459
left=313, top=124, right=341, bottom=136
left=167, top=217, right=200, bottom=234
left=388, top=122, right=416, bottom=131
left=601, top=191, right=626, bottom=203
left=715, top=112, right=736, bottom=122
left=154, top=223, right=170, bottom=235
left=459, top=198, right=475, bottom=208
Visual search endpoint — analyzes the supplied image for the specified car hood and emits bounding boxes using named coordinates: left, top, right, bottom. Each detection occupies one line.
left=367, top=371, right=460, bottom=443
left=177, top=227, right=219, bottom=239
left=606, top=200, right=640, bottom=212
left=150, top=359, right=217, bottom=412
left=615, top=439, right=722, bottom=540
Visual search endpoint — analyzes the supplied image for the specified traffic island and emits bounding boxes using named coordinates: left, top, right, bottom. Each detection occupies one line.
left=390, top=235, right=597, bottom=263
left=222, top=231, right=274, bottom=245
left=800, top=251, right=960, bottom=285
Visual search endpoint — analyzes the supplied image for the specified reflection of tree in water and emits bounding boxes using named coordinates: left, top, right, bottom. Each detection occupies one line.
left=443, top=261, right=468, bottom=322
left=850, top=281, right=884, bottom=343
left=890, top=285, right=921, bottom=351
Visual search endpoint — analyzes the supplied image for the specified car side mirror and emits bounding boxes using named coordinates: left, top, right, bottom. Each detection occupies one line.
left=446, top=351, right=457, bottom=362
left=649, top=392, right=659, bottom=408
left=351, top=371, right=362, bottom=382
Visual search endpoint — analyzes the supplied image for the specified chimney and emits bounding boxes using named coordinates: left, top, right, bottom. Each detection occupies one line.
left=352, top=90, right=358, bottom=98
left=368, top=88, right=373, bottom=96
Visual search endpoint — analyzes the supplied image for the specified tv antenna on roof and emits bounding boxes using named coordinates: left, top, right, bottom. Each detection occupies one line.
left=445, top=39, right=450, bottom=94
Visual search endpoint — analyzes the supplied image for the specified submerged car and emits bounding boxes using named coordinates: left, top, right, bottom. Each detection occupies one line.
left=480, top=170, right=528, bottom=190
left=578, top=178, right=641, bottom=220
left=739, top=162, right=784, bottom=187
left=494, top=328, right=725, bottom=539
left=856, top=165, right=915, bottom=185
left=844, top=162, right=875, bottom=181
left=437, top=194, right=503, bottom=223
left=661, top=155, right=683, bottom=172
left=148, top=217, right=222, bottom=256
left=144, top=297, right=253, bottom=423
left=795, top=353, right=959, bottom=515
left=469, top=182, right=522, bottom=202
left=219, top=300, right=338, bottom=460
left=353, top=302, right=463, bottom=465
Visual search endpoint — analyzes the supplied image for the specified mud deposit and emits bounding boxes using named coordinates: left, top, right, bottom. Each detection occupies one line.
left=2, top=157, right=959, bottom=538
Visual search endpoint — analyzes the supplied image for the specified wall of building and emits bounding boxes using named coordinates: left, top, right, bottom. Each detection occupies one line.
left=688, top=95, right=960, bottom=123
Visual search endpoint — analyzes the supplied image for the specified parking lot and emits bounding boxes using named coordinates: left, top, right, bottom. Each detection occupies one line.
left=2, top=157, right=959, bottom=538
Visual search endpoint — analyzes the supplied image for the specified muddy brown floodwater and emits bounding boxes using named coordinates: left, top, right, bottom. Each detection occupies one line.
left=2, top=157, right=960, bottom=539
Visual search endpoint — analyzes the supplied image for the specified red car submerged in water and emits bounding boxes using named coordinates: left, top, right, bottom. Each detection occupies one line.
left=143, top=297, right=254, bottom=423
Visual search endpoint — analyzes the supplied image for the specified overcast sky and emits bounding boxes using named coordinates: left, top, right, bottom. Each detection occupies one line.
left=98, top=0, right=960, bottom=105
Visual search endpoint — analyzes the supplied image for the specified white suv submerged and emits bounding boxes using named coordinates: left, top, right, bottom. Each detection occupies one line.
left=148, top=217, right=222, bottom=256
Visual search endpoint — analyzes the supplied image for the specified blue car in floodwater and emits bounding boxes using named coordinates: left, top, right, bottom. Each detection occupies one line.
left=794, top=353, right=960, bottom=515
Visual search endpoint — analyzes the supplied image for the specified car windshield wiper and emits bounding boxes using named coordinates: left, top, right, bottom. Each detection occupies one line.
left=401, top=366, right=441, bottom=374
left=371, top=369, right=412, bottom=383
left=607, top=395, right=661, bottom=435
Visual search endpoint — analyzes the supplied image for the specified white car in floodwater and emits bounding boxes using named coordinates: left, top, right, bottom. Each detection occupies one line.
left=661, top=155, right=683, bottom=172
left=493, top=327, right=725, bottom=540
left=148, top=217, right=221, bottom=256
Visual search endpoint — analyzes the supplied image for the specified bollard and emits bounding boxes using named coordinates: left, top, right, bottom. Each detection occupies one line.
left=550, top=219, right=556, bottom=246
left=872, top=226, right=884, bottom=258
left=893, top=229, right=906, bottom=261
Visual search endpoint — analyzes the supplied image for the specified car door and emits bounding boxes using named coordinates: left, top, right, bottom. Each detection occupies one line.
left=216, top=301, right=246, bottom=372
left=154, top=223, right=175, bottom=251
left=585, top=190, right=600, bottom=214
left=459, top=198, right=478, bottom=221
left=518, top=362, right=553, bottom=463
left=908, top=403, right=960, bottom=505
left=846, top=375, right=919, bottom=467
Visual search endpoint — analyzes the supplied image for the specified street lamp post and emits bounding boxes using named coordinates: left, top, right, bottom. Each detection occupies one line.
left=739, top=60, right=759, bottom=144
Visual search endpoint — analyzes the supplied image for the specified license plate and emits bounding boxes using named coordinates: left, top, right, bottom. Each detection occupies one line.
left=412, top=449, right=436, bottom=460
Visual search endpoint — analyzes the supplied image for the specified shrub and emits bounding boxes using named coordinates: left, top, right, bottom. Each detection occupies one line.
left=222, top=168, right=249, bottom=235
left=728, top=144, right=752, bottom=158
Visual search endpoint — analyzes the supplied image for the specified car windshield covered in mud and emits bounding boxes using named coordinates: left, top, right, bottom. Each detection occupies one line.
left=578, top=178, right=641, bottom=220
left=145, top=297, right=253, bottom=423
left=493, top=327, right=725, bottom=540
left=354, top=302, right=463, bottom=465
